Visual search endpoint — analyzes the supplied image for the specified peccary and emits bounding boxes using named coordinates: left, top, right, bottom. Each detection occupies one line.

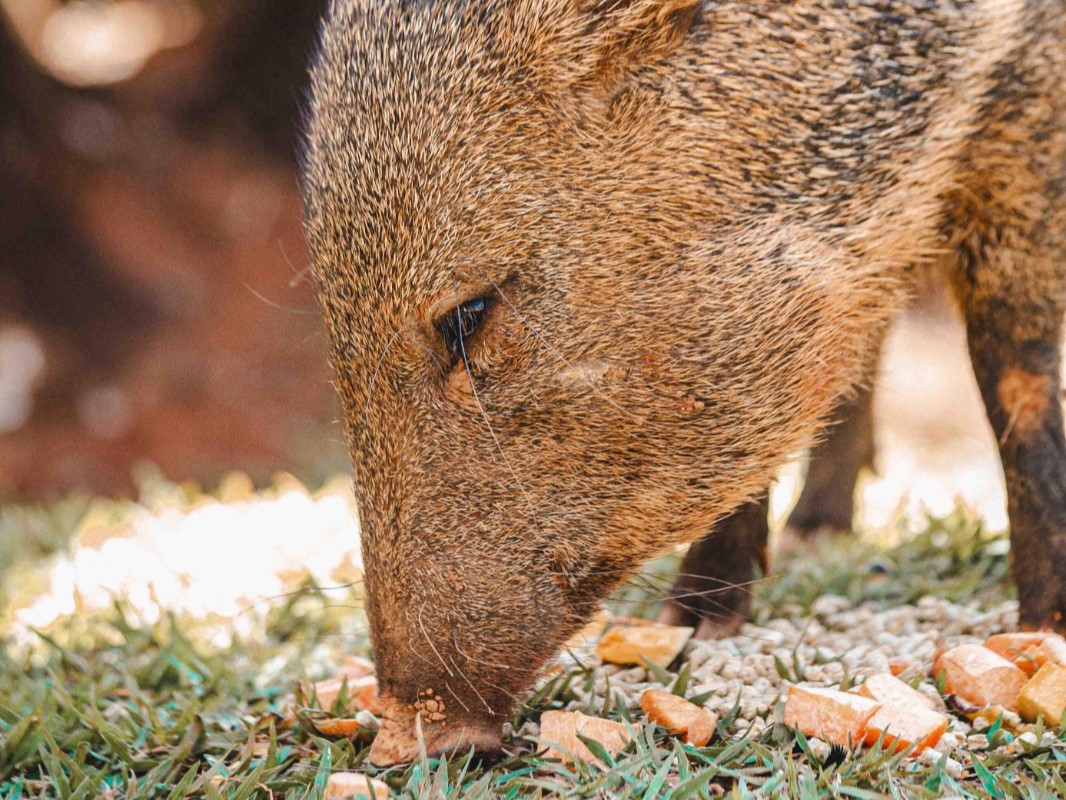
left=302, top=0, right=1065, bottom=763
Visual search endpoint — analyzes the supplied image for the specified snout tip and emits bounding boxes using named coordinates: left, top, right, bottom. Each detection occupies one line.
left=369, top=710, right=503, bottom=767
left=423, top=722, right=505, bottom=764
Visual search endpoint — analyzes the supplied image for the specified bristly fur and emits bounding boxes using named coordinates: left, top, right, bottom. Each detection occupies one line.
left=302, top=0, right=1065, bottom=760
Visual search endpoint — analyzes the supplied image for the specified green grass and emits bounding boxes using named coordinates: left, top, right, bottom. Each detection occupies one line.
left=2, top=487, right=1065, bottom=799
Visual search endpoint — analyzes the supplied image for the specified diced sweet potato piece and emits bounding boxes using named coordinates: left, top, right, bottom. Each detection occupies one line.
left=783, top=685, right=880, bottom=747
left=324, top=772, right=390, bottom=800
left=311, top=718, right=374, bottom=738
left=311, top=675, right=386, bottom=715
left=985, top=632, right=1052, bottom=656
left=936, top=645, right=1027, bottom=711
left=1018, top=663, right=1066, bottom=724
left=685, top=707, right=716, bottom=748
left=888, top=659, right=910, bottom=677
left=640, top=689, right=718, bottom=746
left=1036, top=636, right=1066, bottom=668
left=857, top=673, right=938, bottom=711
left=985, top=633, right=1052, bottom=675
left=596, top=625, right=693, bottom=668
left=539, top=710, right=634, bottom=763
left=863, top=703, right=948, bottom=754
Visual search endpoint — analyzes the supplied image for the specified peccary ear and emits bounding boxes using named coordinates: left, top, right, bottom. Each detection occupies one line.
left=577, top=0, right=699, bottom=79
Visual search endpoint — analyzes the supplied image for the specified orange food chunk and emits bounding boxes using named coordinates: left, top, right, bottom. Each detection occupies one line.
left=863, top=703, right=948, bottom=754
left=310, top=675, right=385, bottom=715
left=888, top=659, right=910, bottom=677
left=936, top=645, right=1027, bottom=710
left=596, top=625, right=694, bottom=668
left=685, top=708, right=716, bottom=748
left=324, top=772, right=390, bottom=800
left=985, top=633, right=1053, bottom=675
left=640, top=689, right=718, bottom=746
left=857, top=673, right=938, bottom=711
left=783, top=685, right=880, bottom=747
left=539, top=710, right=634, bottom=763
left=1036, top=636, right=1066, bottom=668
left=1018, top=662, right=1066, bottom=724
left=310, top=718, right=374, bottom=738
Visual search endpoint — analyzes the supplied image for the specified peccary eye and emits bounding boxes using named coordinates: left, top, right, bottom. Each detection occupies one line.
left=436, top=297, right=491, bottom=361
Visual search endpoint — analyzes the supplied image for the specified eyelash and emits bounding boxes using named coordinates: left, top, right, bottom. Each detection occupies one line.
left=436, top=297, right=491, bottom=363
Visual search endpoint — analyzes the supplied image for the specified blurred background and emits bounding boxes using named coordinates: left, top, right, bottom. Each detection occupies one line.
left=0, top=0, right=348, bottom=498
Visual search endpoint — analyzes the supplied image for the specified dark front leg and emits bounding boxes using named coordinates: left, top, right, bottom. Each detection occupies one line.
left=785, top=381, right=876, bottom=541
left=945, top=33, right=1066, bottom=629
left=967, top=332, right=1066, bottom=630
left=658, top=492, right=769, bottom=639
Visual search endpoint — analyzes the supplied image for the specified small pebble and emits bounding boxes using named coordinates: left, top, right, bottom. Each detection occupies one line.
left=810, top=597, right=852, bottom=618
left=919, top=748, right=944, bottom=766
left=808, top=737, right=832, bottom=762
left=613, top=667, right=646, bottom=683
left=915, top=749, right=964, bottom=779
left=355, top=710, right=380, bottom=731
left=937, top=732, right=962, bottom=751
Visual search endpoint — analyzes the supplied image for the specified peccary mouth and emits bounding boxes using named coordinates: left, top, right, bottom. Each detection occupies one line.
left=369, top=697, right=505, bottom=766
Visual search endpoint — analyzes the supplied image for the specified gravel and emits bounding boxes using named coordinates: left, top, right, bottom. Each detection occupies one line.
left=550, top=593, right=1030, bottom=760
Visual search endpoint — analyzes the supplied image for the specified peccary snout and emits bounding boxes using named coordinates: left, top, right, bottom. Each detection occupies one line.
left=361, top=534, right=571, bottom=766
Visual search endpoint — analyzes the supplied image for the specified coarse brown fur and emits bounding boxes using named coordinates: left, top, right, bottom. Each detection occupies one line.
left=302, top=0, right=1066, bottom=762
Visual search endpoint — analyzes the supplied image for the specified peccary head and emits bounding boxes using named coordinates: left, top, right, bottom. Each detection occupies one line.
left=304, top=0, right=880, bottom=762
